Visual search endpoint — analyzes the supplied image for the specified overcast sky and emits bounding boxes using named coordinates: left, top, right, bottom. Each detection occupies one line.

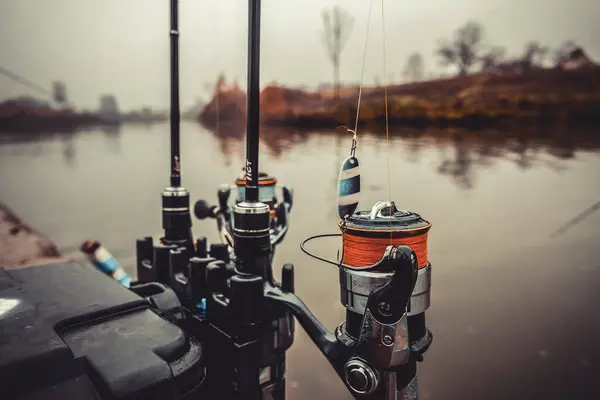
left=1, top=0, right=598, bottom=111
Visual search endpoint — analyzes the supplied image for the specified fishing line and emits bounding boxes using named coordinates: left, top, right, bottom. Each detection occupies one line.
left=327, top=0, right=413, bottom=270
left=211, top=1, right=221, bottom=138
left=353, top=0, right=375, bottom=136
left=342, top=230, right=429, bottom=270
left=335, top=0, right=375, bottom=222
left=300, top=233, right=343, bottom=267
left=380, top=0, right=393, bottom=244
left=301, top=214, right=431, bottom=271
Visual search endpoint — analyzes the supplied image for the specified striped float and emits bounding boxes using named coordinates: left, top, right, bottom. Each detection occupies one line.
left=337, top=155, right=361, bottom=219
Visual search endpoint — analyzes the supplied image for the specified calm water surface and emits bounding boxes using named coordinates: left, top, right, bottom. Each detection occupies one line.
left=1, top=122, right=600, bottom=399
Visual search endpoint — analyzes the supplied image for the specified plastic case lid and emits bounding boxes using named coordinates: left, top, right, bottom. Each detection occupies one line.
left=0, top=261, right=205, bottom=399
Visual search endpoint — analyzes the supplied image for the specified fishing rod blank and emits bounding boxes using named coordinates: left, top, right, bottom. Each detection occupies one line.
left=161, top=0, right=193, bottom=253
left=170, top=0, right=181, bottom=187
left=245, top=0, right=261, bottom=202
left=232, top=0, right=272, bottom=279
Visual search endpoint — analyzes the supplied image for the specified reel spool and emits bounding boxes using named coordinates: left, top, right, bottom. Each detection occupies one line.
left=235, top=172, right=278, bottom=219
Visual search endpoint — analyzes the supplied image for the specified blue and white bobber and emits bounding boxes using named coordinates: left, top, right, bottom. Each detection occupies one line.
left=337, top=155, right=361, bottom=220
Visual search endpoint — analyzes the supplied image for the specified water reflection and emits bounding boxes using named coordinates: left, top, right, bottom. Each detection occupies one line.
left=60, top=134, right=76, bottom=167
left=101, top=125, right=122, bottom=154
left=437, top=133, right=474, bottom=189
left=0, top=125, right=123, bottom=167
left=207, top=122, right=318, bottom=165
left=204, top=125, right=600, bottom=190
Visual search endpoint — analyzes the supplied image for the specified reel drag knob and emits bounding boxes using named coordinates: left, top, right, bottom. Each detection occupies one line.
left=344, top=359, right=379, bottom=396
left=194, top=200, right=215, bottom=220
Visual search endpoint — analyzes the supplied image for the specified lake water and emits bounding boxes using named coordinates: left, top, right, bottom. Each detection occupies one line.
left=1, top=122, right=600, bottom=399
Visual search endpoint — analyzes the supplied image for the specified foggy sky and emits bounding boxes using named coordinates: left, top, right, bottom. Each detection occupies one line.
left=1, top=0, right=598, bottom=111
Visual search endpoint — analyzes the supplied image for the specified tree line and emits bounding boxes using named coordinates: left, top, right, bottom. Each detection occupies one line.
left=427, top=20, right=581, bottom=79
left=320, top=6, right=586, bottom=95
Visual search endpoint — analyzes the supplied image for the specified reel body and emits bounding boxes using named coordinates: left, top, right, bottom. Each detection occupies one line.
left=194, top=172, right=293, bottom=250
left=336, top=201, right=433, bottom=398
left=297, top=200, right=433, bottom=399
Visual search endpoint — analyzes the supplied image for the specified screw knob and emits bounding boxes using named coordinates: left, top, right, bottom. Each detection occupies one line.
left=344, top=359, right=378, bottom=395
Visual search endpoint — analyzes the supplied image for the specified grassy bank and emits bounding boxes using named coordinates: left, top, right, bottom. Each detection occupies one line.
left=199, top=68, right=600, bottom=129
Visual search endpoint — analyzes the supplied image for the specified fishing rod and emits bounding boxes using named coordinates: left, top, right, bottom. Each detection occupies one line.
left=133, top=1, right=295, bottom=398
left=160, top=0, right=194, bottom=254
left=550, top=199, right=600, bottom=238
left=1, top=1, right=432, bottom=399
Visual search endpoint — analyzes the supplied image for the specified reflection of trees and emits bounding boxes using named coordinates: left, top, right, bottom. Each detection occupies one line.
left=203, top=123, right=315, bottom=167
left=403, top=129, right=425, bottom=163
left=61, top=134, right=75, bottom=167
left=437, top=133, right=474, bottom=189
left=261, top=127, right=310, bottom=158
left=204, top=121, right=245, bottom=167
left=432, top=125, right=597, bottom=188
left=547, top=129, right=575, bottom=160
left=0, top=134, right=44, bottom=156
left=203, top=123, right=600, bottom=191
left=513, top=131, right=534, bottom=169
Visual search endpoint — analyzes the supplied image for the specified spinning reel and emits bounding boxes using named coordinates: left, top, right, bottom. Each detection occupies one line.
left=193, top=171, right=293, bottom=251
left=297, top=200, right=433, bottom=398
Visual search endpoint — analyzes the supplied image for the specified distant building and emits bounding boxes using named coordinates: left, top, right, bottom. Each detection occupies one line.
left=557, top=48, right=597, bottom=70
left=98, top=95, right=120, bottom=121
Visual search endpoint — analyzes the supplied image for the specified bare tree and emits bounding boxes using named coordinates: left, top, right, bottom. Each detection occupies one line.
left=403, top=52, right=424, bottom=81
left=553, top=40, right=578, bottom=65
left=436, top=21, right=485, bottom=76
left=480, top=46, right=506, bottom=72
left=52, top=81, right=67, bottom=106
left=522, top=41, right=548, bottom=70
left=321, top=6, right=354, bottom=99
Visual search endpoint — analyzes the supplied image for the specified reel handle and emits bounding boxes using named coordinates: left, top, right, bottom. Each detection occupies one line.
left=357, top=245, right=418, bottom=369
left=217, top=184, right=231, bottom=213
left=194, top=199, right=216, bottom=220
left=282, top=186, right=293, bottom=210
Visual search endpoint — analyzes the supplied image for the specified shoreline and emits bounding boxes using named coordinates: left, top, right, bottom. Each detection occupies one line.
left=0, top=203, right=67, bottom=269
left=199, top=68, right=600, bottom=129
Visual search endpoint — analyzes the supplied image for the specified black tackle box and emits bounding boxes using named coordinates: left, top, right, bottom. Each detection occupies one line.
left=0, top=261, right=205, bottom=400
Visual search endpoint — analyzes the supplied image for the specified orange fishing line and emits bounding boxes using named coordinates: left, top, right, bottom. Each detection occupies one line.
left=342, top=231, right=429, bottom=270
